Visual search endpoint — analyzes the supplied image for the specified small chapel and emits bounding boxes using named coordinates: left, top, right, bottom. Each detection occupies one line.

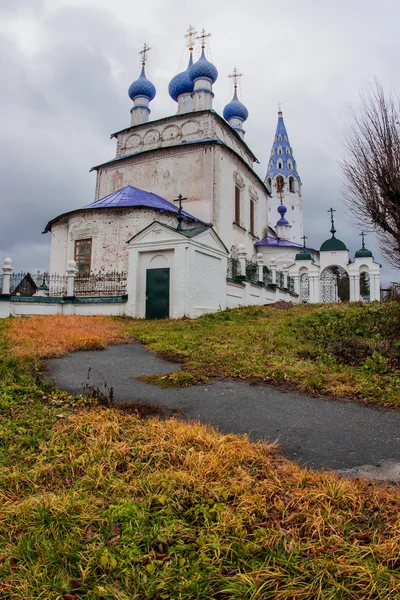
left=43, top=28, right=381, bottom=319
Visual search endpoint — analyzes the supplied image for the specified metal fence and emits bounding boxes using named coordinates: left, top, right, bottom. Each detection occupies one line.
left=276, top=270, right=285, bottom=289
left=227, top=257, right=240, bottom=280
left=263, top=266, right=272, bottom=286
left=75, top=271, right=127, bottom=297
left=245, top=260, right=259, bottom=283
left=287, top=275, right=295, bottom=293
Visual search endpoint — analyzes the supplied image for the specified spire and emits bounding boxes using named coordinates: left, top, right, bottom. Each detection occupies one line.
left=265, top=106, right=300, bottom=180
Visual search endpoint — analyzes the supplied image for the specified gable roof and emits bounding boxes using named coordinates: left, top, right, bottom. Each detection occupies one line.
left=127, top=220, right=229, bottom=253
left=43, top=185, right=204, bottom=232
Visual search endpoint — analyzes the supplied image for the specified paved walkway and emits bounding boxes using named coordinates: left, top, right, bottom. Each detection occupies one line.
left=45, top=343, right=400, bottom=479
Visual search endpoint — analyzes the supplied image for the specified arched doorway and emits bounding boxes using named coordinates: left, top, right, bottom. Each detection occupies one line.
left=320, top=266, right=349, bottom=303
left=300, top=272, right=310, bottom=302
left=360, top=271, right=370, bottom=301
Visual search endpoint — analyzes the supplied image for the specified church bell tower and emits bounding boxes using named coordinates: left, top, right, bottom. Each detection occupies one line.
left=265, top=107, right=303, bottom=243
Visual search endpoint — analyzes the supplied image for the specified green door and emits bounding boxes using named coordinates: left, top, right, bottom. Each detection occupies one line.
left=146, top=268, right=170, bottom=319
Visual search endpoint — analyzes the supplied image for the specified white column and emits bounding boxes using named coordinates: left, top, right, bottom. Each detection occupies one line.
left=282, top=264, right=288, bottom=289
left=238, top=244, right=247, bottom=278
left=66, top=260, right=77, bottom=297
left=256, top=253, right=264, bottom=283
left=270, top=258, right=277, bottom=286
left=2, top=258, right=13, bottom=295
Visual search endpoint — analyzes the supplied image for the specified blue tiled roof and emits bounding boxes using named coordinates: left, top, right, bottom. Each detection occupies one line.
left=128, top=65, right=156, bottom=102
left=84, top=185, right=202, bottom=222
left=265, top=112, right=300, bottom=180
left=169, top=54, right=194, bottom=101
left=189, top=49, right=218, bottom=84
left=223, top=90, right=249, bottom=122
left=255, top=235, right=303, bottom=248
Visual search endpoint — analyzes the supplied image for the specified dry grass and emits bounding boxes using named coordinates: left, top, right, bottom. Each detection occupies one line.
left=1, top=405, right=399, bottom=599
left=1, top=315, right=400, bottom=598
left=6, top=315, right=129, bottom=360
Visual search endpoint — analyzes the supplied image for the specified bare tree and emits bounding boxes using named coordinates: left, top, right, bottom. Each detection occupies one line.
left=341, top=80, right=400, bottom=268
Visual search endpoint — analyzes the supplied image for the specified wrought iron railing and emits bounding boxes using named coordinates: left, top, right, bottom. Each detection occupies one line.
left=287, top=276, right=295, bottom=293
left=245, top=260, right=259, bottom=283
left=276, top=270, right=285, bottom=289
left=227, top=257, right=240, bottom=280
left=263, top=266, right=272, bottom=286
left=75, top=271, right=127, bottom=297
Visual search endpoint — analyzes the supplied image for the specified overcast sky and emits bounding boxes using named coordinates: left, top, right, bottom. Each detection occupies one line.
left=1, top=0, right=399, bottom=284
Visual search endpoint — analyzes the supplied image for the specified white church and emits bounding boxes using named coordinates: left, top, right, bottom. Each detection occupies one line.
left=1, top=29, right=381, bottom=319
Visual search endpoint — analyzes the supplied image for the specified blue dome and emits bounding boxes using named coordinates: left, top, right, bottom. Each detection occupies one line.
left=128, top=65, right=156, bottom=102
left=169, top=55, right=194, bottom=102
left=277, top=204, right=287, bottom=215
left=189, top=49, right=218, bottom=84
left=223, top=90, right=249, bottom=122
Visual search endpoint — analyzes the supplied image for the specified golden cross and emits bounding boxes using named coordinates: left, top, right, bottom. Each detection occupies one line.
left=139, top=43, right=151, bottom=66
left=278, top=101, right=282, bottom=113
left=185, top=25, right=197, bottom=51
left=196, top=28, right=211, bottom=49
left=228, top=68, right=243, bottom=90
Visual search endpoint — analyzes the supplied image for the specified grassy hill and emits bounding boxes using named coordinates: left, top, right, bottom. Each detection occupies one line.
left=1, top=305, right=399, bottom=599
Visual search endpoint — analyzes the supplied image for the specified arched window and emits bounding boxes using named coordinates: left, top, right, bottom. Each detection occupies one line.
left=288, top=161, right=293, bottom=170
left=267, top=177, right=272, bottom=190
left=286, top=147, right=290, bottom=155
left=278, top=135, right=282, bottom=141
left=276, top=175, right=284, bottom=192
left=278, top=146, right=283, bottom=155
left=271, top=147, right=275, bottom=155
left=278, top=161, right=282, bottom=169
left=284, top=135, right=287, bottom=141
left=289, top=176, right=295, bottom=192
left=269, top=161, right=273, bottom=171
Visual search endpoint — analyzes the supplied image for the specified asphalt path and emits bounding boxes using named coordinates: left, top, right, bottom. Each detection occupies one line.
left=45, top=343, right=400, bottom=479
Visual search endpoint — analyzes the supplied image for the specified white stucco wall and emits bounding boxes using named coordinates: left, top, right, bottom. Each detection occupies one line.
left=49, top=208, right=195, bottom=275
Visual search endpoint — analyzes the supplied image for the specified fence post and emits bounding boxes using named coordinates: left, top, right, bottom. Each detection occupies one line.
left=256, top=253, right=264, bottom=283
left=282, top=264, right=288, bottom=289
left=66, top=260, right=77, bottom=297
left=2, top=258, right=13, bottom=295
left=238, top=244, right=247, bottom=279
left=270, top=258, right=277, bottom=286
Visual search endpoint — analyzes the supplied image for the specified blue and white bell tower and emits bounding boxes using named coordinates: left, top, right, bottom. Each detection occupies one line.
left=265, top=107, right=303, bottom=244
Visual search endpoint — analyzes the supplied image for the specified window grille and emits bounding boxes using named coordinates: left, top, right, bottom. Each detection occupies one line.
left=74, top=239, right=92, bottom=275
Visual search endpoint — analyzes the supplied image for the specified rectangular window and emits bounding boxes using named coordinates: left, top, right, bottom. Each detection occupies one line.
left=74, top=239, right=92, bottom=275
left=250, top=198, right=255, bottom=235
left=234, top=185, right=241, bottom=225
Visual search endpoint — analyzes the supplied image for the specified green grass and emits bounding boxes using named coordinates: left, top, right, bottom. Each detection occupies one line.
left=126, top=302, right=400, bottom=407
left=1, top=309, right=400, bottom=599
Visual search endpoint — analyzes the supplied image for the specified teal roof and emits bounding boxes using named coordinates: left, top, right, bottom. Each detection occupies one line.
left=355, top=248, right=373, bottom=258
left=295, top=250, right=312, bottom=261
left=320, top=236, right=348, bottom=252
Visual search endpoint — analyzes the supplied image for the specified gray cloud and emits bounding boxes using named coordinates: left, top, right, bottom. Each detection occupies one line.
left=0, top=0, right=399, bottom=284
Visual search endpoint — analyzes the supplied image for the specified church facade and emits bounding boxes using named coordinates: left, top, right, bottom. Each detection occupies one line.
left=41, top=31, right=381, bottom=319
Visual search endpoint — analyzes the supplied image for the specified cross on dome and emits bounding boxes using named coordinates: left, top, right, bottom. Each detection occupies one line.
left=328, top=207, right=336, bottom=235
left=185, top=25, right=197, bottom=51
left=228, top=68, right=243, bottom=90
left=360, top=231, right=366, bottom=248
left=139, top=43, right=151, bottom=66
left=197, top=28, right=211, bottom=49
left=174, top=194, right=188, bottom=231
left=301, top=235, right=308, bottom=249
left=277, top=101, right=283, bottom=115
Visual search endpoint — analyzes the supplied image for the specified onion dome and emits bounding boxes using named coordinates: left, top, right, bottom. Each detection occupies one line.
left=189, top=48, right=218, bottom=83
left=128, top=65, right=156, bottom=102
left=320, top=236, right=347, bottom=251
left=277, top=204, right=289, bottom=226
left=295, top=249, right=312, bottom=261
left=223, top=89, right=249, bottom=122
left=169, top=54, right=194, bottom=102
left=320, top=208, right=348, bottom=251
left=355, top=247, right=373, bottom=258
